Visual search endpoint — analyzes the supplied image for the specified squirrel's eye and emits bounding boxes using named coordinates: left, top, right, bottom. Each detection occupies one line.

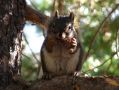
left=67, top=23, right=73, bottom=30
left=68, top=26, right=72, bottom=29
left=68, top=25, right=73, bottom=31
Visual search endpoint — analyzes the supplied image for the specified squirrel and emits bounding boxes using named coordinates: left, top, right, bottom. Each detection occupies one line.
left=25, top=6, right=84, bottom=79
left=40, top=11, right=84, bottom=79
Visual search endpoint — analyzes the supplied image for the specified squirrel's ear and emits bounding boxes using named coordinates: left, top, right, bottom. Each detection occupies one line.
left=69, top=12, right=74, bottom=21
left=54, top=10, right=59, bottom=18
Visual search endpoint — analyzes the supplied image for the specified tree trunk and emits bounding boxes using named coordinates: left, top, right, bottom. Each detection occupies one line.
left=0, top=1, right=119, bottom=90
left=0, top=0, right=26, bottom=87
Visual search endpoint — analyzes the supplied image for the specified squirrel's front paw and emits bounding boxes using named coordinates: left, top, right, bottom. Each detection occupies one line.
left=71, top=71, right=81, bottom=85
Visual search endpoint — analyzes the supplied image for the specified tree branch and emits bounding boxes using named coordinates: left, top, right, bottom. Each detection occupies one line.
left=23, top=33, right=41, bottom=79
left=84, top=4, right=119, bottom=61
left=22, top=53, right=32, bottom=60
left=2, top=75, right=119, bottom=90
left=83, top=52, right=117, bottom=74
left=23, top=33, right=40, bottom=64
left=25, top=5, right=49, bottom=30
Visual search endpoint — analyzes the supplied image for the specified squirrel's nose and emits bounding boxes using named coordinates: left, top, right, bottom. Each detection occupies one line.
left=61, top=32, right=66, bottom=39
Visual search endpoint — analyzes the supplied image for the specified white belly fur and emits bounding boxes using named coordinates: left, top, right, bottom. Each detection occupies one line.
left=43, top=45, right=80, bottom=75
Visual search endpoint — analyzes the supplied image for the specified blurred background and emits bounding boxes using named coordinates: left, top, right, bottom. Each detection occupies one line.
left=22, top=0, right=119, bottom=80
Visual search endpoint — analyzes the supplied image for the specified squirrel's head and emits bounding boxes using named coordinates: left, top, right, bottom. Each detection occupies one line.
left=48, top=11, right=76, bottom=40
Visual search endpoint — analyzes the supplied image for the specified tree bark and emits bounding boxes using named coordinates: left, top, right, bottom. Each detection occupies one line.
left=27, top=76, right=119, bottom=90
left=0, top=0, right=26, bottom=87
left=0, top=1, right=119, bottom=90
left=1, top=76, right=119, bottom=90
left=25, top=6, right=49, bottom=30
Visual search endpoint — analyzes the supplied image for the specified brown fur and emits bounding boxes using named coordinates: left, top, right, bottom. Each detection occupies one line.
left=40, top=12, right=84, bottom=78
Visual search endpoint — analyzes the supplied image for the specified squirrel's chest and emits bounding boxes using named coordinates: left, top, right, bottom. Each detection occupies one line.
left=42, top=44, right=80, bottom=75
